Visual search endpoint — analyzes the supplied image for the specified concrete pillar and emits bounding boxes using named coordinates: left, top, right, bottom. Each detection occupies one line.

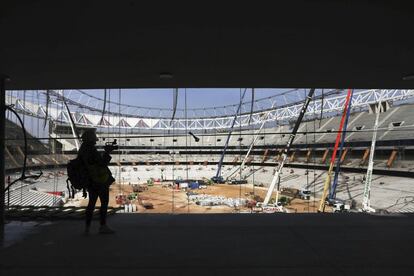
left=340, top=148, right=349, bottom=164
left=262, top=149, right=269, bottom=162
left=306, top=149, right=312, bottom=162
left=321, top=149, right=329, bottom=164
left=361, top=148, right=370, bottom=165
left=289, top=151, right=296, bottom=162
left=386, top=149, right=398, bottom=168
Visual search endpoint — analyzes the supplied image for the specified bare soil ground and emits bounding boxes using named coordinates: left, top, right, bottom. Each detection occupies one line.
left=79, top=183, right=326, bottom=213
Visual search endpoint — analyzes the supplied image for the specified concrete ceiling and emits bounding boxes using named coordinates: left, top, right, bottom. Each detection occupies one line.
left=1, top=1, right=414, bottom=90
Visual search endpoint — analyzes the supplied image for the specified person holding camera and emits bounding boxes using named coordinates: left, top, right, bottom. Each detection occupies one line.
left=78, top=129, right=116, bottom=235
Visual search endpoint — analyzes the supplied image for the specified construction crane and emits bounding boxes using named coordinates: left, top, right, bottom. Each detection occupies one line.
left=225, top=102, right=276, bottom=181
left=263, top=88, right=315, bottom=206
left=212, top=88, right=248, bottom=183
left=361, top=99, right=383, bottom=213
left=318, top=89, right=353, bottom=212
left=329, top=89, right=354, bottom=200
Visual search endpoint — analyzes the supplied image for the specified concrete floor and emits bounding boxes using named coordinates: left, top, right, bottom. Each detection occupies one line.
left=9, top=166, right=414, bottom=212
left=1, top=213, right=414, bottom=275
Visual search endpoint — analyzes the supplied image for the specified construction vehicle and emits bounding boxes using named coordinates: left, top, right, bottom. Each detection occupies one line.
left=318, top=89, right=353, bottom=212
left=263, top=88, right=315, bottom=206
left=211, top=176, right=225, bottom=184
left=332, top=202, right=350, bottom=213
left=329, top=89, right=354, bottom=201
left=229, top=179, right=248, bottom=185
left=252, top=203, right=263, bottom=213
left=299, top=189, right=311, bottom=200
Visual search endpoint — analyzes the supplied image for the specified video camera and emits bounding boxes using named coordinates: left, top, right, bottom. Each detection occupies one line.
left=104, top=139, right=119, bottom=152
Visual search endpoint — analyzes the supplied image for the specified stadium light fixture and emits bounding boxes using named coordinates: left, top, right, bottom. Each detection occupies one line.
left=159, top=72, right=173, bottom=80
left=402, top=74, right=414, bottom=81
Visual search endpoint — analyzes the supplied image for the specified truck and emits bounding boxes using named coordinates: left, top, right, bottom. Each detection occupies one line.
left=229, top=179, right=248, bottom=185
left=211, top=176, right=225, bottom=184
left=299, top=189, right=311, bottom=200
left=332, top=202, right=351, bottom=213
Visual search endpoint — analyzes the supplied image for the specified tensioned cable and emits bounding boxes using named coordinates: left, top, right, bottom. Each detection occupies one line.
left=185, top=88, right=190, bottom=213
left=171, top=89, right=177, bottom=213
left=36, top=91, right=40, bottom=138
left=305, top=89, right=310, bottom=213
left=100, top=88, right=107, bottom=123
left=4, top=107, right=43, bottom=193
left=171, top=88, right=178, bottom=124
left=44, top=90, right=50, bottom=129
left=248, top=88, right=254, bottom=125
left=118, top=89, right=122, bottom=195
left=17, top=126, right=414, bottom=142
left=20, top=92, right=25, bottom=205
left=39, top=88, right=343, bottom=119
left=74, top=88, right=313, bottom=112
left=319, top=89, right=324, bottom=129
left=312, top=89, right=317, bottom=211
left=239, top=88, right=242, bottom=212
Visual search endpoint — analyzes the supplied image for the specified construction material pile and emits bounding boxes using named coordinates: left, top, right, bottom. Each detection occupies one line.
left=188, top=194, right=247, bottom=208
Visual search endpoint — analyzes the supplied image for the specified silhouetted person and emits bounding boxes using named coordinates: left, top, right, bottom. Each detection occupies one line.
left=78, top=130, right=115, bottom=235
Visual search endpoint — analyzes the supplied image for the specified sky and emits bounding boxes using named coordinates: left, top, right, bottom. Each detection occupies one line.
left=8, top=88, right=315, bottom=112
left=88, top=88, right=297, bottom=110
left=5, top=88, right=317, bottom=140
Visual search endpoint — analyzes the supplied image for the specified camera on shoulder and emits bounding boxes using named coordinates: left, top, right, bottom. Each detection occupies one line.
left=104, top=139, right=119, bottom=152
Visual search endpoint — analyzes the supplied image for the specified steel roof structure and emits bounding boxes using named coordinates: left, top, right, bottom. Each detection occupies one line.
left=6, top=89, right=414, bottom=131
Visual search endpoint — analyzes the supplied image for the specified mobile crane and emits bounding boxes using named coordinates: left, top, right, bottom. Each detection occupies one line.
left=361, top=98, right=383, bottom=213
left=225, top=103, right=276, bottom=181
left=329, top=89, right=354, bottom=201
left=212, top=88, right=248, bottom=183
left=318, top=89, right=353, bottom=212
left=262, top=88, right=315, bottom=206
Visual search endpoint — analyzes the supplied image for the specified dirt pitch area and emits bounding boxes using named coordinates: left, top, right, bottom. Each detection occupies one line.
left=79, top=183, right=325, bottom=213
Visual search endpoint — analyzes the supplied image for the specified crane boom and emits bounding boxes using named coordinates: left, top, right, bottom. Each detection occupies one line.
left=318, top=89, right=353, bottom=212
left=361, top=100, right=383, bottom=212
left=215, top=88, right=248, bottom=179
left=225, top=102, right=276, bottom=181
left=263, top=88, right=315, bottom=206
left=329, top=89, right=354, bottom=200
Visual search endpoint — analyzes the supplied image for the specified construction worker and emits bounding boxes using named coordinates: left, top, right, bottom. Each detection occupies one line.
left=78, top=129, right=115, bottom=235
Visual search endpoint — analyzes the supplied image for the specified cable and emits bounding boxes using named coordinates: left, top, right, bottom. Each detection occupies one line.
left=118, top=89, right=122, bottom=195
left=319, top=89, right=324, bottom=129
left=313, top=90, right=317, bottom=212
left=101, top=88, right=107, bottom=123
left=305, top=89, right=310, bottom=213
left=248, top=88, right=254, bottom=125
left=44, top=90, right=50, bottom=129
left=14, top=124, right=414, bottom=142
left=185, top=88, right=190, bottom=213
left=4, top=105, right=43, bottom=193
left=171, top=88, right=177, bottom=213
left=171, top=88, right=178, bottom=124
left=239, top=88, right=242, bottom=212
